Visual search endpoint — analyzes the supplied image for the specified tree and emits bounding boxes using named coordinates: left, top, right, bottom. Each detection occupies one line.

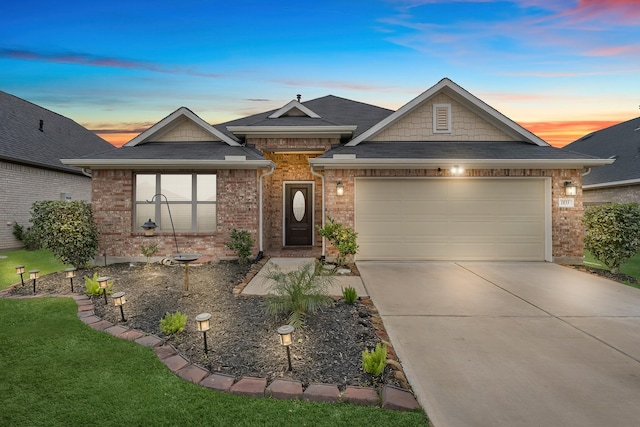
left=30, top=201, right=99, bottom=268
left=583, top=203, right=640, bottom=273
left=317, top=216, right=358, bottom=266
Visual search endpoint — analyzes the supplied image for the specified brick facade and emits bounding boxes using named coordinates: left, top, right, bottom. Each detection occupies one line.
left=583, top=184, right=640, bottom=206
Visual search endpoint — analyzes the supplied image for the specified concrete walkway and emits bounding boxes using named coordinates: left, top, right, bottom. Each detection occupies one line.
left=357, top=261, right=640, bottom=427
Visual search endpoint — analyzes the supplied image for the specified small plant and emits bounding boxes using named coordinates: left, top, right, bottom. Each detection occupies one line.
left=225, top=229, right=254, bottom=264
left=265, top=261, right=334, bottom=329
left=317, top=216, right=359, bottom=266
left=362, top=342, right=387, bottom=377
left=84, top=273, right=113, bottom=296
left=141, top=243, right=159, bottom=267
left=342, top=286, right=358, bottom=304
left=12, top=222, right=25, bottom=241
left=159, top=311, right=188, bottom=335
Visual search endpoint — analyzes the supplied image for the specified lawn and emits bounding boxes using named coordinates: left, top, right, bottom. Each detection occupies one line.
left=0, top=249, right=70, bottom=290
left=0, top=297, right=427, bottom=426
left=583, top=250, right=640, bottom=289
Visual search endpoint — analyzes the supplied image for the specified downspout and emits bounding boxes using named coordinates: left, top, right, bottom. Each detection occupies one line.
left=310, top=165, right=326, bottom=261
left=257, top=164, right=276, bottom=261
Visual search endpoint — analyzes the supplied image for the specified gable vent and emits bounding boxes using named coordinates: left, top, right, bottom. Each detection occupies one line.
left=433, top=104, right=451, bottom=133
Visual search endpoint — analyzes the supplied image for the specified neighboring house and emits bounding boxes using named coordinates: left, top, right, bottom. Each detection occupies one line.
left=563, top=117, right=640, bottom=206
left=63, top=78, right=612, bottom=264
left=0, top=90, right=115, bottom=250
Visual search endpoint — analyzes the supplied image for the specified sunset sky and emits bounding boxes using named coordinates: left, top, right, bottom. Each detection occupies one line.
left=1, top=0, right=639, bottom=147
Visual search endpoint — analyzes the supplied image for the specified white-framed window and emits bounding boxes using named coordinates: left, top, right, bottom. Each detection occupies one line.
left=433, top=103, right=451, bottom=133
left=134, top=173, right=216, bottom=232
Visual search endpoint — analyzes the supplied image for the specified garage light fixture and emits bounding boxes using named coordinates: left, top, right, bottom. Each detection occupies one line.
left=336, top=180, right=344, bottom=196
left=450, top=165, right=464, bottom=175
left=564, top=181, right=577, bottom=196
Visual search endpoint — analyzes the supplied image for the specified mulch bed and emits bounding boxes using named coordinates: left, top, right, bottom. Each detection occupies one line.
left=9, top=260, right=402, bottom=391
left=566, top=264, right=638, bottom=284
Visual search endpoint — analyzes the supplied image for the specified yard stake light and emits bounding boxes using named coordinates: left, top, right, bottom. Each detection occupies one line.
left=98, top=276, right=109, bottom=305
left=65, top=268, right=77, bottom=292
left=29, top=270, right=39, bottom=294
left=112, top=291, right=127, bottom=322
left=196, top=313, right=212, bottom=353
left=277, top=325, right=294, bottom=371
left=15, top=265, right=25, bottom=286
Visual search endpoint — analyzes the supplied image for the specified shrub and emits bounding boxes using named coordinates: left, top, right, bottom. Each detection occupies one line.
left=12, top=222, right=39, bottom=250
left=141, top=243, right=159, bottom=267
left=225, top=229, right=254, bottom=264
left=265, top=261, right=334, bottom=329
left=362, top=342, right=387, bottom=377
left=584, top=203, right=640, bottom=273
left=159, top=311, right=188, bottom=335
left=84, top=273, right=113, bottom=297
left=342, top=286, right=357, bottom=304
left=317, top=216, right=358, bottom=266
left=29, top=201, right=99, bottom=268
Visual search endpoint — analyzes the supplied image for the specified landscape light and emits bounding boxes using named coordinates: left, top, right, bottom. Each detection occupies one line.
left=196, top=313, right=212, bottom=353
left=277, top=325, right=295, bottom=371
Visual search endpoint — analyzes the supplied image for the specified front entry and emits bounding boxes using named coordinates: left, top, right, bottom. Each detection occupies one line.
left=284, top=183, right=313, bottom=246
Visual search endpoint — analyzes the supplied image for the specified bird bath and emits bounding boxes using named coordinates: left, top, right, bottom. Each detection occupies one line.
left=172, top=254, right=202, bottom=291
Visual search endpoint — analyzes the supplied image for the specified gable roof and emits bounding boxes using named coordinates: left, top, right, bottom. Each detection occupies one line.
left=268, top=99, right=321, bottom=119
left=563, top=116, right=640, bottom=188
left=346, top=78, right=547, bottom=146
left=126, top=107, right=240, bottom=146
left=0, top=90, right=114, bottom=174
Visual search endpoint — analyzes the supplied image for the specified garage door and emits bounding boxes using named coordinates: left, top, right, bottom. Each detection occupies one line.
left=355, top=178, right=547, bottom=261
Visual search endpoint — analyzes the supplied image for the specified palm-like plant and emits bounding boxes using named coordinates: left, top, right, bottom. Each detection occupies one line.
left=265, top=261, right=334, bottom=329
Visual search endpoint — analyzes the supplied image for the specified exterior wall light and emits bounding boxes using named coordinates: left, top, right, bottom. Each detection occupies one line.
left=15, top=265, right=25, bottom=286
left=564, top=181, right=577, bottom=196
left=142, top=219, right=158, bottom=237
left=450, top=165, right=464, bottom=175
left=98, top=276, right=109, bottom=305
left=196, top=313, right=212, bottom=353
left=112, top=291, right=127, bottom=322
left=65, top=268, right=77, bottom=292
left=29, top=270, right=40, bottom=294
left=277, top=324, right=295, bottom=371
left=336, top=180, right=344, bottom=196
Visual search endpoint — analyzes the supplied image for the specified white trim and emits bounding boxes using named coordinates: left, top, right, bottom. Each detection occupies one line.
left=544, top=177, right=552, bottom=262
left=583, top=178, right=640, bottom=189
left=433, top=103, right=451, bottom=133
left=347, top=78, right=548, bottom=147
left=227, top=125, right=356, bottom=137
left=268, top=100, right=321, bottom=119
left=125, top=107, right=240, bottom=147
left=282, top=181, right=315, bottom=247
left=61, top=159, right=275, bottom=170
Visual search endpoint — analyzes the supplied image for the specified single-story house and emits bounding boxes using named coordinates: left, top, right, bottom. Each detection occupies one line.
left=63, top=78, right=613, bottom=264
left=0, top=90, right=115, bottom=250
left=563, top=117, right=640, bottom=206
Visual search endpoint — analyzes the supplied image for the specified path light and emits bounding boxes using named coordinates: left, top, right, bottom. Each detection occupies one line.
left=29, top=270, right=39, bottom=294
left=277, top=325, right=295, bottom=371
left=97, top=276, right=109, bottom=305
left=196, top=313, right=212, bottom=353
left=336, top=180, right=344, bottom=196
left=65, top=268, right=77, bottom=292
left=141, top=219, right=157, bottom=237
left=112, top=291, right=127, bottom=322
left=15, top=265, right=25, bottom=286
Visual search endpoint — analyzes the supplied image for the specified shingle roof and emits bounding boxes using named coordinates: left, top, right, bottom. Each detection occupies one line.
left=215, top=95, right=393, bottom=138
left=563, top=117, right=640, bottom=186
left=0, top=90, right=115, bottom=174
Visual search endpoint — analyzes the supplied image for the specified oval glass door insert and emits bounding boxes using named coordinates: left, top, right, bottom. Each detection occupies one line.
left=292, top=191, right=305, bottom=221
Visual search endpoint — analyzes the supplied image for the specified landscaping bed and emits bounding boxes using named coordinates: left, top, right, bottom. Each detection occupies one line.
left=10, top=260, right=401, bottom=390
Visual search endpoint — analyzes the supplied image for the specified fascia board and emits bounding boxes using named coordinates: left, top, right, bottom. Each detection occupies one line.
left=227, top=125, right=356, bottom=136
left=268, top=100, right=321, bottom=118
left=60, top=159, right=275, bottom=170
left=308, top=158, right=615, bottom=170
left=583, top=178, right=640, bottom=189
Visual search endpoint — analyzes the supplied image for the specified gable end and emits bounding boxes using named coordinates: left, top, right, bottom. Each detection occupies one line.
left=433, top=103, right=451, bottom=134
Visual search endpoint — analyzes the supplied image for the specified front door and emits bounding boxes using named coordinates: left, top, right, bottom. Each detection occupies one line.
left=284, top=183, right=313, bottom=246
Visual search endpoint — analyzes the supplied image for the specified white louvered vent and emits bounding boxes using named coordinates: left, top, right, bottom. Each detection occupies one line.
left=433, top=103, right=451, bottom=133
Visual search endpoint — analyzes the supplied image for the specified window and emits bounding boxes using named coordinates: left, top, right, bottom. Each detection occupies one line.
left=135, top=174, right=216, bottom=232
left=433, top=103, right=451, bottom=133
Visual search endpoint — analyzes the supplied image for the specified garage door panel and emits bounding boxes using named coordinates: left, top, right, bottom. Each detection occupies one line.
left=355, top=178, right=546, bottom=261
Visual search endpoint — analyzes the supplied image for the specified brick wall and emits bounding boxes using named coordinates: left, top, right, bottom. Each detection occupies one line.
left=0, top=160, right=91, bottom=250
left=91, top=169, right=259, bottom=262
left=583, top=184, right=640, bottom=206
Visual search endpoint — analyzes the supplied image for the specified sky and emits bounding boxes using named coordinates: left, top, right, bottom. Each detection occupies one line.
left=1, top=0, right=639, bottom=147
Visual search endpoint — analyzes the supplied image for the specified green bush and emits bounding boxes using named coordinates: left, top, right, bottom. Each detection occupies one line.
left=84, top=273, right=113, bottom=297
left=342, top=286, right=358, bottom=304
left=584, top=203, right=640, bottom=273
left=12, top=222, right=39, bottom=250
left=225, top=229, right=254, bottom=264
left=29, top=201, right=99, bottom=268
left=362, top=342, right=387, bottom=377
left=159, top=311, right=188, bottom=335
left=317, top=216, right=358, bottom=266
left=265, top=261, right=333, bottom=329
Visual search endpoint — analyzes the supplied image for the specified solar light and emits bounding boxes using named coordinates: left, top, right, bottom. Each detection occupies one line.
left=29, top=270, right=40, bottom=294
left=112, top=291, right=127, bottom=322
left=65, top=268, right=77, bottom=292
left=196, top=313, right=212, bottom=353
left=15, top=265, right=25, bottom=286
left=98, top=276, right=109, bottom=305
left=277, top=325, right=295, bottom=371
left=141, top=218, right=157, bottom=237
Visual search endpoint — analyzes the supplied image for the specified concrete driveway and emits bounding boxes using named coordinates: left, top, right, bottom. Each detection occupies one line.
left=357, top=261, right=640, bottom=427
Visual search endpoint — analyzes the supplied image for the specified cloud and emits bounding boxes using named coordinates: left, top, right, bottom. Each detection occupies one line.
left=518, top=119, right=623, bottom=147
left=0, top=48, right=224, bottom=78
left=271, top=78, right=404, bottom=93
left=559, top=0, right=640, bottom=24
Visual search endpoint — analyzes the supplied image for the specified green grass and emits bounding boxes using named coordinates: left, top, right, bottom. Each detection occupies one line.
left=0, top=298, right=427, bottom=426
left=0, top=249, right=70, bottom=290
left=584, top=250, right=640, bottom=289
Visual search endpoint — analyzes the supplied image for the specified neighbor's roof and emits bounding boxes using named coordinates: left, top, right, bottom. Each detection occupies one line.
left=563, top=117, right=640, bottom=188
left=0, top=90, right=114, bottom=174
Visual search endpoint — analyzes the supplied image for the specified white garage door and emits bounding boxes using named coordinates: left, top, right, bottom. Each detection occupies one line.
left=355, top=178, right=548, bottom=261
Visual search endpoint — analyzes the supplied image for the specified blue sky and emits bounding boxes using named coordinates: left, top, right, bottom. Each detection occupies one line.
left=1, top=0, right=639, bottom=146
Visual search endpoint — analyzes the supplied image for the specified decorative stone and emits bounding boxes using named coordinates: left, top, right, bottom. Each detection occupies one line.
left=303, top=383, right=340, bottom=403
left=342, top=386, right=379, bottom=406
left=200, top=373, right=235, bottom=392
left=230, top=376, right=267, bottom=398
left=266, top=379, right=303, bottom=400
left=381, top=385, right=420, bottom=411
